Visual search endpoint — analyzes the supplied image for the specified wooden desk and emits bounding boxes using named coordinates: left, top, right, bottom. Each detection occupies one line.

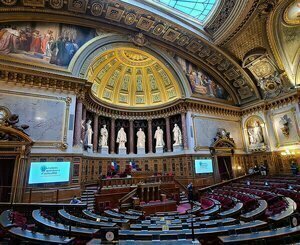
left=118, top=239, right=201, bottom=244
left=240, top=200, right=267, bottom=220
left=137, top=200, right=177, bottom=216
left=0, top=210, right=14, bottom=229
left=104, top=210, right=140, bottom=220
left=120, top=220, right=267, bottom=239
left=83, top=209, right=129, bottom=224
left=218, top=225, right=300, bottom=244
left=9, top=227, right=75, bottom=244
left=268, top=197, right=297, bottom=221
left=58, top=209, right=116, bottom=227
left=32, top=209, right=99, bottom=236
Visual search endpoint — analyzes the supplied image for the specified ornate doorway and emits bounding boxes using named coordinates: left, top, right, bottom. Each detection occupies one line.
left=0, top=112, right=33, bottom=203
left=209, top=128, right=236, bottom=183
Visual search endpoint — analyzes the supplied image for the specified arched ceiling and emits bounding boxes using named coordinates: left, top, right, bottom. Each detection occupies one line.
left=87, top=47, right=182, bottom=108
left=0, top=0, right=262, bottom=106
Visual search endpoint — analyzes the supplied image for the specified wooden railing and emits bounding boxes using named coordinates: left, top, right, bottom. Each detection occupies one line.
left=174, top=178, right=188, bottom=192
left=100, top=175, right=175, bottom=189
left=119, top=188, right=137, bottom=204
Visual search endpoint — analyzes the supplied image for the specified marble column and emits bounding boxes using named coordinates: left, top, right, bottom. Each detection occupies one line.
left=110, top=118, right=116, bottom=154
left=82, top=106, right=86, bottom=123
left=147, top=119, right=153, bottom=153
left=73, top=98, right=83, bottom=146
left=165, top=117, right=172, bottom=152
left=181, top=112, right=188, bottom=150
left=93, top=114, right=99, bottom=152
left=129, top=120, right=134, bottom=154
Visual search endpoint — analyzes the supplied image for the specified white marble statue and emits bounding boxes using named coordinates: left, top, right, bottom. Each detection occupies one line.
left=99, top=125, right=108, bottom=147
left=154, top=126, right=164, bottom=147
left=248, top=121, right=264, bottom=145
left=253, top=121, right=264, bottom=143
left=84, top=119, right=93, bottom=145
left=172, top=124, right=182, bottom=145
left=136, top=128, right=146, bottom=148
left=116, top=127, right=127, bottom=148
left=80, top=119, right=85, bottom=144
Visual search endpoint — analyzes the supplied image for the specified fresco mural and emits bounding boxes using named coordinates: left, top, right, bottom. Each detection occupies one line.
left=0, top=22, right=96, bottom=67
left=175, top=55, right=232, bottom=101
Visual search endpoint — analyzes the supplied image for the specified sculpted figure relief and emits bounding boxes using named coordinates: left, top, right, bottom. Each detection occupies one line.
left=154, top=126, right=164, bottom=147
left=116, top=127, right=127, bottom=148
left=84, top=119, right=93, bottom=145
left=248, top=121, right=264, bottom=145
left=136, top=128, right=146, bottom=148
left=99, top=125, right=108, bottom=147
left=172, top=124, right=182, bottom=145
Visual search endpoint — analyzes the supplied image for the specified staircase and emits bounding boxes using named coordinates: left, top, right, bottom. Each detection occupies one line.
left=81, top=186, right=97, bottom=211
left=179, top=191, right=189, bottom=204
left=119, top=188, right=137, bottom=210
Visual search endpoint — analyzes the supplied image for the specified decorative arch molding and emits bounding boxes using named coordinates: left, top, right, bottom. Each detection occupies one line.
left=70, top=34, right=191, bottom=99
left=0, top=1, right=260, bottom=105
left=70, top=34, right=240, bottom=105
left=211, top=138, right=236, bottom=149
left=267, top=0, right=300, bottom=86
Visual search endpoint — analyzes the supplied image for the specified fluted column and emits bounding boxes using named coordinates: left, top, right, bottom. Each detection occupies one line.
left=93, top=114, right=99, bottom=152
left=165, top=117, right=172, bottom=152
left=129, top=120, right=134, bottom=154
left=110, top=118, right=116, bottom=154
left=181, top=112, right=188, bottom=150
left=147, top=119, right=153, bottom=153
left=73, top=98, right=83, bottom=146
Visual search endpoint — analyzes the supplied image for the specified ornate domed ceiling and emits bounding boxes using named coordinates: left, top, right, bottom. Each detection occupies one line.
left=87, top=47, right=182, bottom=108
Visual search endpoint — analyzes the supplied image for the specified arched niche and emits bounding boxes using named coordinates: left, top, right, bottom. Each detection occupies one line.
left=267, top=0, right=300, bottom=86
left=243, top=115, right=268, bottom=152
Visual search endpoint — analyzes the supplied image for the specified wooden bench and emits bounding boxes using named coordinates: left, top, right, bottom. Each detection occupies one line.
left=218, top=225, right=300, bottom=244
left=58, top=209, right=116, bottom=228
left=32, top=209, right=99, bottom=236
left=9, top=227, right=75, bottom=244
left=82, top=209, right=129, bottom=224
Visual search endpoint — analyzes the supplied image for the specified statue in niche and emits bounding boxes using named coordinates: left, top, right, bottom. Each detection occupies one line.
left=99, top=125, right=108, bottom=147
left=248, top=121, right=264, bottom=145
left=80, top=120, right=85, bottom=144
left=154, top=126, right=164, bottom=147
left=136, top=128, right=146, bottom=148
left=280, top=115, right=291, bottom=137
left=172, top=124, right=182, bottom=145
left=116, top=127, right=127, bottom=148
left=84, top=119, right=93, bottom=146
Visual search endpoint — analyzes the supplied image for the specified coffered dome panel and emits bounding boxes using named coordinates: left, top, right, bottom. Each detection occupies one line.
left=87, top=47, right=182, bottom=108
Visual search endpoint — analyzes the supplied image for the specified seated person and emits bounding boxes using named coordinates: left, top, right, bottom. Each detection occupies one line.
left=70, top=195, right=82, bottom=204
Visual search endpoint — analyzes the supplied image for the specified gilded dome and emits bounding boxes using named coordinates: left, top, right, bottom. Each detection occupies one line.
left=87, top=47, right=182, bottom=108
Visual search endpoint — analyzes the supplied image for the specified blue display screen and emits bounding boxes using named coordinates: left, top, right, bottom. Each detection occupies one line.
left=28, top=162, right=71, bottom=184
left=195, top=159, right=213, bottom=174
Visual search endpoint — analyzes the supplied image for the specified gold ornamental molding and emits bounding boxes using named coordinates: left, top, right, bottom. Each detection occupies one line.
left=0, top=0, right=260, bottom=105
left=0, top=64, right=92, bottom=93
left=241, top=90, right=300, bottom=116
left=83, top=91, right=242, bottom=119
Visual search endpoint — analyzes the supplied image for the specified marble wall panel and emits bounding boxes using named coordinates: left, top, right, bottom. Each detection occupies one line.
left=0, top=90, right=67, bottom=143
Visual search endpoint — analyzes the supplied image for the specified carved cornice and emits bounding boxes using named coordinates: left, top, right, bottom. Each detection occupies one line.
left=241, top=90, right=300, bottom=116
left=83, top=91, right=242, bottom=119
left=0, top=0, right=260, bottom=105
left=0, top=64, right=92, bottom=93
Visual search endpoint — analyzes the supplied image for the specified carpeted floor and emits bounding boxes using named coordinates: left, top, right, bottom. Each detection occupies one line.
left=177, top=203, right=191, bottom=213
